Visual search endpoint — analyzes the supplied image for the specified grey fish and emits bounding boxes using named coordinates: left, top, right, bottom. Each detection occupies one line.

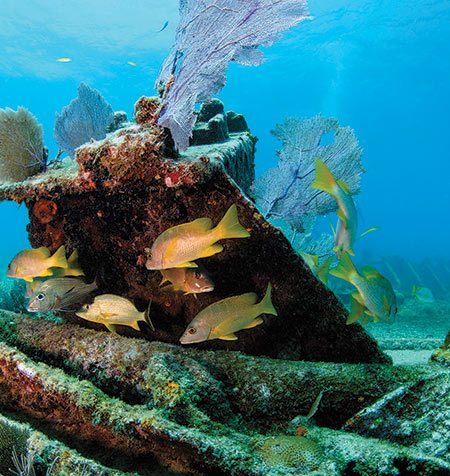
left=27, top=277, right=98, bottom=312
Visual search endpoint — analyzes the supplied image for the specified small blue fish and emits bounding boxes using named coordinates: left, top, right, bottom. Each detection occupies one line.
left=158, top=20, right=169, bottom=33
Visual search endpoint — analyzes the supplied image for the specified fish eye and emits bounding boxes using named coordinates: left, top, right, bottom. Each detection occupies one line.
left=188, top=327, right=197, bottom=335
left=37, top=293, right=45, bottom=301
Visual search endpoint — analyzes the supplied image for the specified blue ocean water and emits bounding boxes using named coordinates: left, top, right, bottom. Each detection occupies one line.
left=0, top=0, right=449, bottom=280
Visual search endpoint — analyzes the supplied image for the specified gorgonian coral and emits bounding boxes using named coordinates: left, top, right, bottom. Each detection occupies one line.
left=254, top=116, right=364, bottom=231
left=156, top=0, right=309, bottom=150
left=0, top=107, right=45, bottom=183
left=54, top=83, right=114, bottom=158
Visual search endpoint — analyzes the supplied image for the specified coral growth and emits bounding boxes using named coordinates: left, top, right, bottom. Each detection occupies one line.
left=0, top=107, right=45, bottom=183
left=254, top=116, right=363, bottom=232
left=54, top=83, right=114, bottom=158
left=156, top=0, right=309, bottom=150
left=32, top=199, right=58, bottom=224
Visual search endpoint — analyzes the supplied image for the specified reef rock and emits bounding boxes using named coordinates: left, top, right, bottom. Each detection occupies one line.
left=0, top=315, right=448, bottom=475
left=343, top=372, right=450, bottom=464
left=0, top=99, right=388, bottom=364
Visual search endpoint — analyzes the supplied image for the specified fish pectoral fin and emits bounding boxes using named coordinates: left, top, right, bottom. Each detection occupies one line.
left=219, top=333, right=238, bottom=341
left=242, top=317, right=264, bottom=329
left=159, top=276, right=169, bottom=286
left=201, top=243, right=224, bottom=258
left=105, top=324, right=117, bottom=333
left=173, top=261, right=198, bottom=268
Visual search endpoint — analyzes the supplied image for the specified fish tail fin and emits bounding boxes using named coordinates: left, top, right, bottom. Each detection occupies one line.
left=258, top=283, right=278, bottom=316
left=215, top=204, right=250, bottom=240
left=312, top=159, right=338, bottom=197
left=144, top=300, right=155, bottom=331
left=50, top=245, right=68, bottom=269
left=330, top=252, right=358, bottom=285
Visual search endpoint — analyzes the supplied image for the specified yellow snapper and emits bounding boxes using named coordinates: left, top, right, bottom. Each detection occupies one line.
left=27, top=277, right=98, bottom=313
left=146, top=204, right=250, bottom=270
left=300, top=253, right=333, bottom=285
left=312, top=159, right=358, bottom=257
left=76, top=294, right=154, bottom=333
left=51, top=249, right=85, bottom=278
left=330, top=252, right=397, bottom=324
left=7, top=246, right=68, bottom=282
left=180, top=283, right=277, bottom=344
left=160, top=266, right=214, bottom=295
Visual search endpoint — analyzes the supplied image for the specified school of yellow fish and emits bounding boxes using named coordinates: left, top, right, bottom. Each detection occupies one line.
left=6, top=170, right=397, bottom=339
left=6, top=204, right=280, bottom=342
left=309, top=159, right=398, bottom=325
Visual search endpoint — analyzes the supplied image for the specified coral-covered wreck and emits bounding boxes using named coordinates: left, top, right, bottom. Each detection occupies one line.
left=0, top=0, right=448, bottom=474
left=0, top=98, right=385, bottom=362
left=0, top=98, right=448, bottom=475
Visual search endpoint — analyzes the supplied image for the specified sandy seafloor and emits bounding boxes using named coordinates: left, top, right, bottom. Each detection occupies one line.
left=367, top=296, right=449, bottom=365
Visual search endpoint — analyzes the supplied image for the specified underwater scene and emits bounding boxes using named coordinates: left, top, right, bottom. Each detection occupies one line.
left=0, top=0, right=449, bottom=474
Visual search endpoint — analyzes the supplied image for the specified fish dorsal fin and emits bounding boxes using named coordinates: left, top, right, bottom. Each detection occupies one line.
left=336, top=179, right=351, bottom=194
left=186, top=217, right=213, bottom=232
left=232, top=292, right=258, bottom=307
left=35, top=247, right=51, bottom=258
left=361, top=266, right=381, bottom=279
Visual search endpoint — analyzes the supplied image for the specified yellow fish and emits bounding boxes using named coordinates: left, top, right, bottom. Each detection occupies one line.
left=312, top=160, right=358, bottom=257
left=160, top=266, right=214, bottom=295
left=56, top=57, right=72, bottom=63
left=300, top=253, right=333, bottom=285
left=330, top=252, right=397, bottom=325
left=7, top=246, right=68, bottom=282
left=180, top=283, right=277, bottom=344
left=51, top=249, right=85, bottom=277
left=146, top=204, right=250, bottom=270
left=76, top=294, right=153, bottom=333
left=127, top=61, right=138, bottom=67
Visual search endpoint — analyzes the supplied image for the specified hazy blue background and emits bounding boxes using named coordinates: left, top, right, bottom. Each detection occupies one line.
left=1, top=0, right=449, bottom=270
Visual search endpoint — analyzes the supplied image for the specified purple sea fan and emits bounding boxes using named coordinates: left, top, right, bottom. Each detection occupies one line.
left=156, top=0, right=310, bottom=150
left=254, top=116, right=364, bottom=230
left=54, top=83, right=114, bottom=158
